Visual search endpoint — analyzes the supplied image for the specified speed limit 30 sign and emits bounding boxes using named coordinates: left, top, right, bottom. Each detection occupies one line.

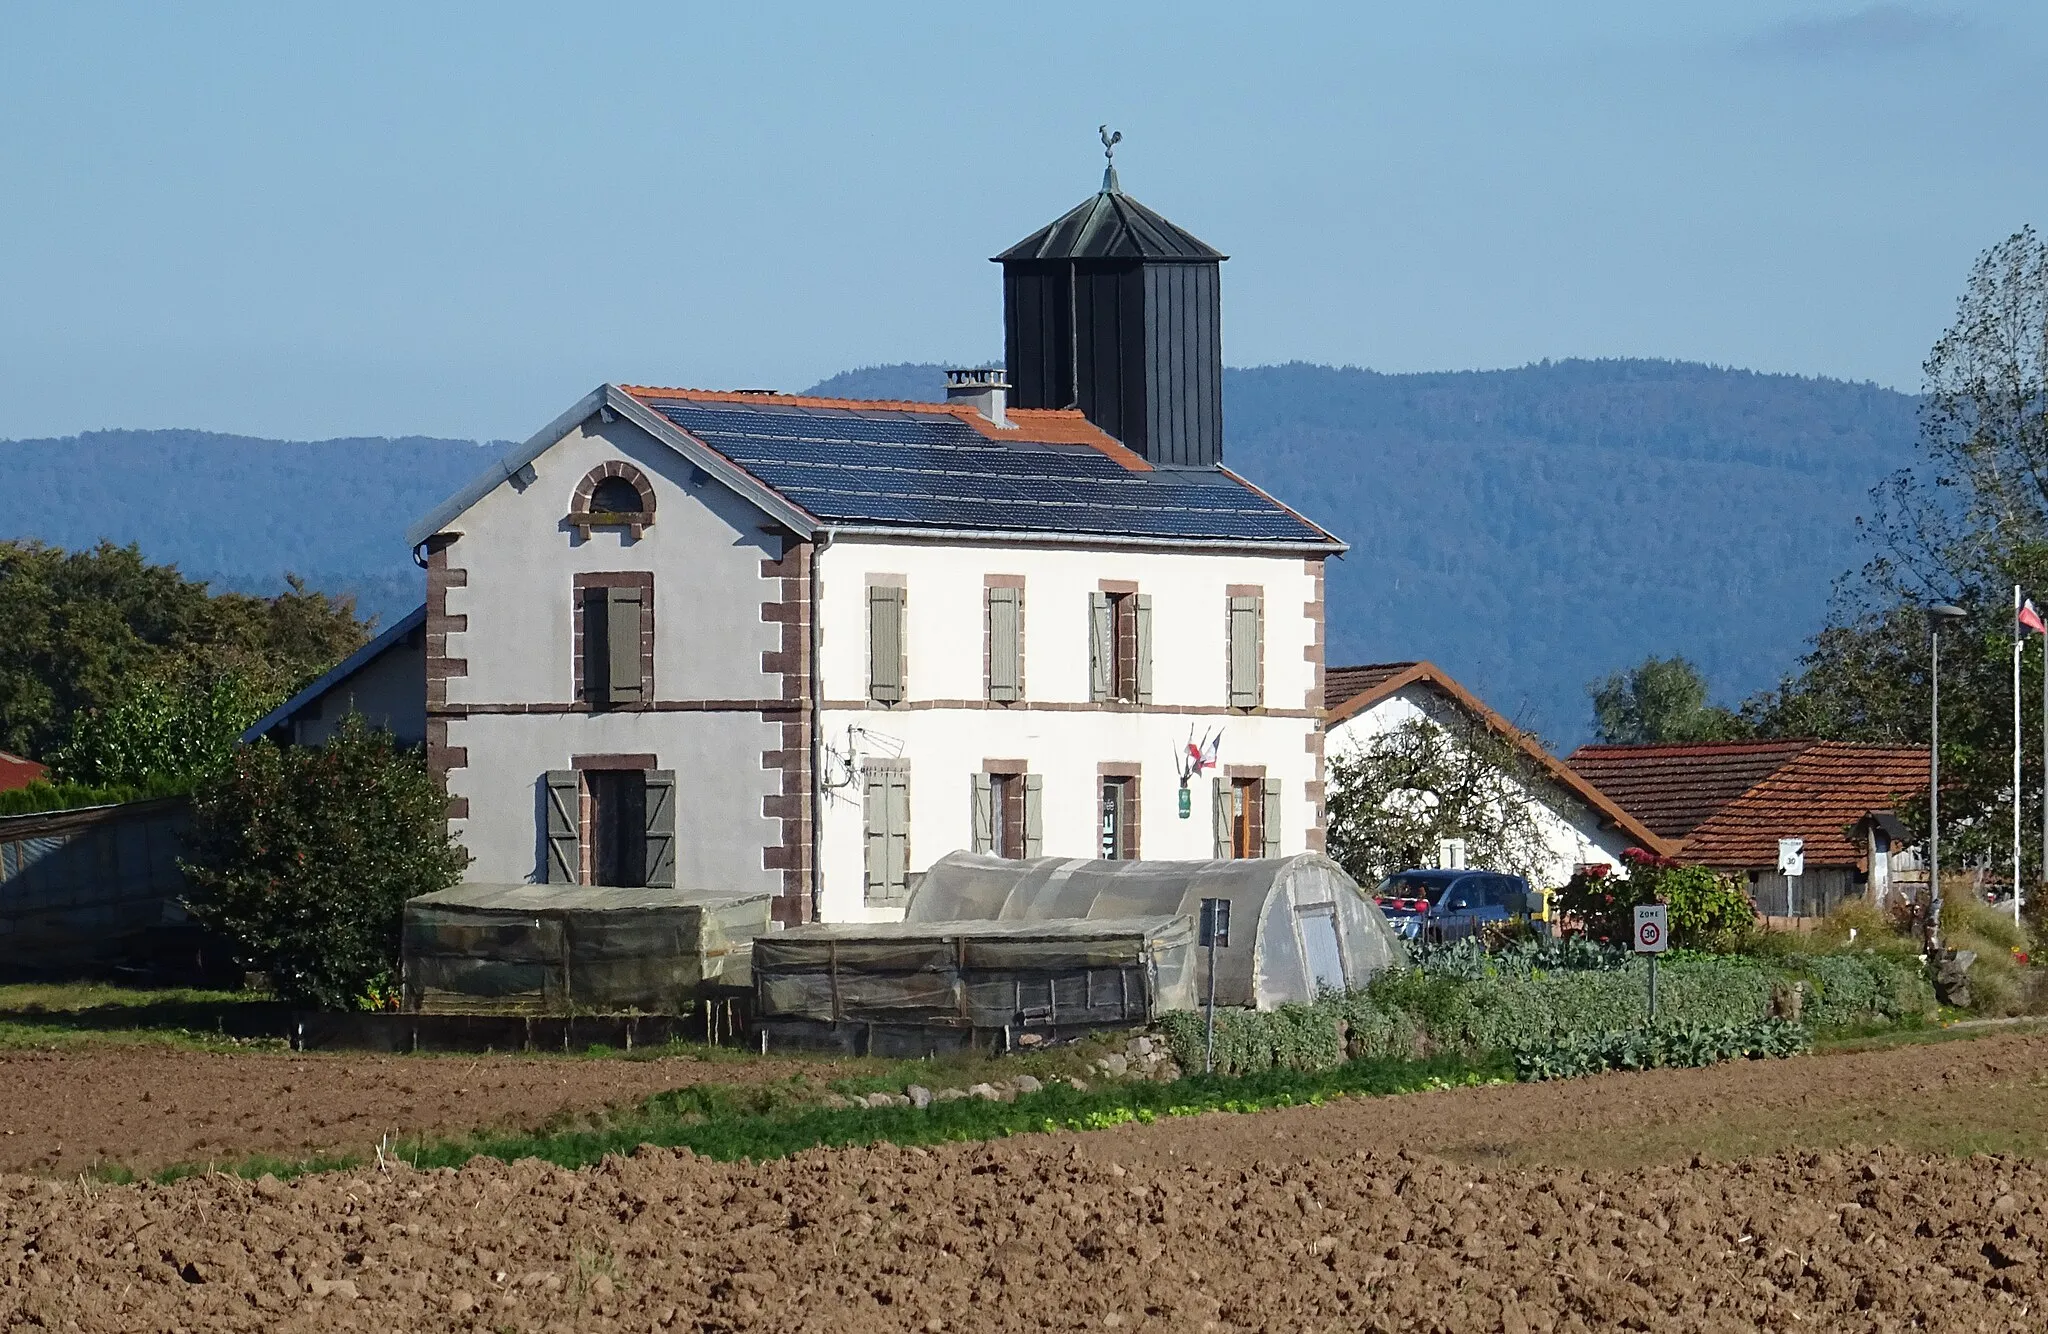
left=1633, top=904, right=1669, bottom=954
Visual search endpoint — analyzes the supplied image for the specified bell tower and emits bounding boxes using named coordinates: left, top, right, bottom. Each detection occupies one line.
left=994, top=134, right=1227, bottom=467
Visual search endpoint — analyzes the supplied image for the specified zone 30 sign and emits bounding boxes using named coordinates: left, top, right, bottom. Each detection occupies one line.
left=1633, top=904, right=1670, bottom=954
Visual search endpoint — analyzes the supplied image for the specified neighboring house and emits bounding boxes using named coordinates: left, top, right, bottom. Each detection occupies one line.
left=244, top=605, right=428, bottom=749
left=0, top=750, right=47, bottom=793
left=292, top=170, right=1350, bottom=926
left=1323, top=661, right=1673, bottom=887
left=1568, top=740, right=1928, bottom=915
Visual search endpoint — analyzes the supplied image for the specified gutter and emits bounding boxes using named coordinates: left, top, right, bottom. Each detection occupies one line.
left=809, top=533, right=828, bottom=922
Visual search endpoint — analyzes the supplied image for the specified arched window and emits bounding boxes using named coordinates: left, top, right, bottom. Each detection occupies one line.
left=570, top=462, right=656, bottom=537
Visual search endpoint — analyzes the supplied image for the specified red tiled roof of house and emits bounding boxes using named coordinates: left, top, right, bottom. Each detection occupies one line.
left=0, top=749, right=47, bottom=793
left=616, top=386, right=1153, bottom=470
left=1324, top=661, right=1677, bottom=856
left=1566, top=739, right=1818, bottom=840
left=1323, top=662, right=1419, bottom=713
left=1680, top=742, right=1927, bottom=871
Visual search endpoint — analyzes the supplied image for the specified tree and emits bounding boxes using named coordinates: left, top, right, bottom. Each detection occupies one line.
left=1588, top=656, right=1748, bottom=743
left=0, top=541, right=366, bottom=761
left=1326, top=716, right=1552, bottom=886
left=50, top=670, right=277, bottom=788
left=1752, top=228, right=2048, bottom=873
left=181, top=715, right=468, bottom=1009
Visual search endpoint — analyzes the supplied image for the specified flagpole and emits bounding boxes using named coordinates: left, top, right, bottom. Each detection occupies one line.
left=2017, top=583, right=2024, bottom=926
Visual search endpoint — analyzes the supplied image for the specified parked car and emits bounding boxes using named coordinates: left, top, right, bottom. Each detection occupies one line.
left=1371, top=869, right=1545, bottom=943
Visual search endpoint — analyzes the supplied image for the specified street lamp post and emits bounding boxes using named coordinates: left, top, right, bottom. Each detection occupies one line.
left=1928, top=602, right=1967, bottom=950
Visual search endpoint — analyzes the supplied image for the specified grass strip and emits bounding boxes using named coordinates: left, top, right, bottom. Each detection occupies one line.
left=391, top=1051, right=1514, bottom=1173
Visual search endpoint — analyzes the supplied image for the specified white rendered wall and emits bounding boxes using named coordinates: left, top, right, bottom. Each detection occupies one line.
left=437, top=416, right=786, bottom=889
left=1326, top=686, right=1629, bottom=889
left=813, top=536, right=1323, bottom=922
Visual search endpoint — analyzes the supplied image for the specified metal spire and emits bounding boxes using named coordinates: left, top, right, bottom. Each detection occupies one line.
left=1099, top=124, right=1123, bottom=193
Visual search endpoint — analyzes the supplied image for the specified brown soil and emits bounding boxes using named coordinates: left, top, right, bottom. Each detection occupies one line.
left=0, top=1047, right=828, bottom=1176
left=2, top=1033, right=2047, bottom=1330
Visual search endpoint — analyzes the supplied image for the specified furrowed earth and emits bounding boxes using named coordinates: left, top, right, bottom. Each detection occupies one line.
left=3, top=1031, right=2047, bottom=1331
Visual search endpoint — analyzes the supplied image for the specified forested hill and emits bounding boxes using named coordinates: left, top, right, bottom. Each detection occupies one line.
left=0, top=359, right=1920, bottom=743
left=811, top=360, right=1920, bottom=742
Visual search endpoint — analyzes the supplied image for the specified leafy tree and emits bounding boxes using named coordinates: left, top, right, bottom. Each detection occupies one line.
left=0, top=541, right=365, bottom=761
left=1751, top=228, right=2048, bottom=873
left=1588, top=656, right=1749, bottom=743
left=1327, top=716, right=1552, bottom=886
left=50, top=670, right=276, bottom=787
left=181, top=714, right=468, bottom=1010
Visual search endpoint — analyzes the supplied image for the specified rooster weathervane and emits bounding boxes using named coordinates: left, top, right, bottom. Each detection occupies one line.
left=1099, top=125, right=1123, bottom=191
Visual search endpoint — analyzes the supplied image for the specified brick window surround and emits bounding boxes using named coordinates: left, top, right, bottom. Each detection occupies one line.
left=569, top=460, right=656, bottom=537
left=572, top=572, right=654, bottom=707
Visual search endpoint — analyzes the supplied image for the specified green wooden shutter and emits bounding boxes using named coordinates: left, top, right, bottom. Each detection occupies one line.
left=1134, top=594, right=1153, bottom=704
left=864, top=772, right=888, bottom=902
left=869, top=586, right=904, bottom=703
left=607, top=585, right=644, bottom=703
left=886, top=771, right=910, bottom=902
left=971, top=773, right=994, bottom=854
left=545, top=770, right=581, bottom=884
left=644, top=769, right=677, bottom=887
left=1023, top=774, right=1043, bottom=858
left=988, top=587, right=1021, bottom=702
left=1261, top=778, right=1281, bottom=858
left=1088, top=592, right=1112, bottom=701
left=1213, top=779, right=1232, bottom=860
left=1228, top=596, right=1260, bottom=709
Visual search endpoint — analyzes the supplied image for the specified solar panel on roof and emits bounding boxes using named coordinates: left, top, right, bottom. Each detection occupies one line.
left=638, top=397, right=1327, bottom=543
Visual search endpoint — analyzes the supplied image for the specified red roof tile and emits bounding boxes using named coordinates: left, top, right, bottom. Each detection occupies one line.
left=1566, top=740, right=1817, bottom=840
left=1680, top=743, right=1927, bottom=870
left=1325, top=661, right=1677, bottom=857
left=0, top=749, right=47, bottom=793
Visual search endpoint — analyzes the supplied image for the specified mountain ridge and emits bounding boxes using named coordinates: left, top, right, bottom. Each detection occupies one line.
left=0, top=359, right=1919, bottom=743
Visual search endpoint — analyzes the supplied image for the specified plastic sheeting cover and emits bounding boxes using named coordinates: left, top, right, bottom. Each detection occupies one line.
left=755, top=916, right=1197, bottom=1028
left=402, top=883, right=773, bottom=1015
left=904, top=852, right=1400, bottom=1009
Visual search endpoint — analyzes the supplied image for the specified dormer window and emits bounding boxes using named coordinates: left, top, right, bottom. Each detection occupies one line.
left=569, top=462, right=656, bottom=537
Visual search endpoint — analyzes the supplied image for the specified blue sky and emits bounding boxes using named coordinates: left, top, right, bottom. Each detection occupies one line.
left=2, top=2, right=2043, bottom=442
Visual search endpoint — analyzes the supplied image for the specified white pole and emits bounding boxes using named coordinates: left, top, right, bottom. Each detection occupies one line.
left=2018, top=584, right=2025, bottom=926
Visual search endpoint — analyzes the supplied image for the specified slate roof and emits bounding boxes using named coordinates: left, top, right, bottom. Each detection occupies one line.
left=994, top=184, right=1225, bottom=263
left=1323, top=661, right=1676, bottom=856
left=1566, top=740, right=1817, bottom=840
left=618, top=387, right=1336, bottom=547
left=1681, top=743, right=1927, bottom=871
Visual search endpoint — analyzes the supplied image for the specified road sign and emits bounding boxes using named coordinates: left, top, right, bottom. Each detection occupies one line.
left=1437, top=837, right=1467, bottom=870
left=1777, top=838, right=1805, bottom=877
left=1633, top=904, right=1669, bottom=954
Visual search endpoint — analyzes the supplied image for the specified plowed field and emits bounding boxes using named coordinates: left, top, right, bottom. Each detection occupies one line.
left=2, top=1031, right=2046, bottom=1331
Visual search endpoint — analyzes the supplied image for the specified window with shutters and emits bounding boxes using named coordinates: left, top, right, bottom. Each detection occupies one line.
left=573, top=573, right=653, bottom=707
left=986, top=579, right=1024, bottom=703
left=863, top=763, right=910, bottom=906
left=868, top=581, right=906, bottom=704
left=973, top=767, right=1042, bottom=859
left=1088, top=588, right=1151, bottom=704
left=543, top=765, right=675, bottom=886
left=1214, top=775, right=1281, bottom=859
left=1226, top=590, right=1263, bottom=710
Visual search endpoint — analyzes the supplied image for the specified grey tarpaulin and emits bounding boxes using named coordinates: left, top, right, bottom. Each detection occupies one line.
left=401, top=883, right=773, bottom=1016
left=903, top=852, right=1401, bottom=1009
left=754, top=916, right=1196, bottom=1028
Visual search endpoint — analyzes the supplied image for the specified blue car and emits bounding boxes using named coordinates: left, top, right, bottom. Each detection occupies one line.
left=1371, top=869, right=1544, bottom=943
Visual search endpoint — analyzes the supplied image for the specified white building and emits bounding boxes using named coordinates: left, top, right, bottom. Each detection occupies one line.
left=267, top=170, right=1346, bottom=925
left=1323, top=661, right=1672, bottom=887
